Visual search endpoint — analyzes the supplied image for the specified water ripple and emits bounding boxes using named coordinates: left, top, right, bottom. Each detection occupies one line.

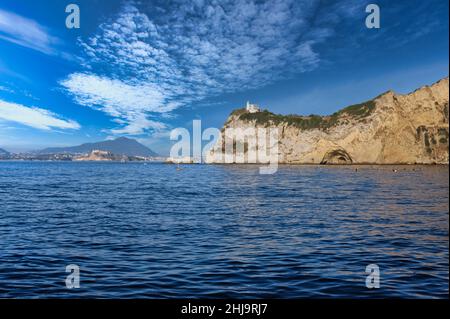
left=0, top=162, right=448, bottom=298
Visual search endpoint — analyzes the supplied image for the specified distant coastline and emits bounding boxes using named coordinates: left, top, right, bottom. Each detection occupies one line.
left=0, top=137, right=164, bottom=162
left=2, top=79, right=449, bottom=166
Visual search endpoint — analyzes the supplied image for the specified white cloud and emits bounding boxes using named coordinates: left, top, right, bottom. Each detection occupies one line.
left=111, top=118, right=166, bottom=135
left=62, top=0, right=364, bottom=134
left=60, top=73, right=167, bottom=114
left=0, top=85, right=14, bottom=94
left=60, top=73, right=170, bottom=134
left=0, top=99, right=80, bottom=131
left=0, top=9, right=59, bottom=55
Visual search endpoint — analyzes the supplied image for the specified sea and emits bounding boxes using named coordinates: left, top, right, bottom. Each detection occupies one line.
left=0, top=162, right=448, bottom=298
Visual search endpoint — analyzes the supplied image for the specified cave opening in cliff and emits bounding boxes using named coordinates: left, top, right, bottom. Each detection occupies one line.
left=321, top=149, right=353, bottom=165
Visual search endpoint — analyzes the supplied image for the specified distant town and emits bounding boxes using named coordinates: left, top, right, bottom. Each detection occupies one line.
left=0, top=137, right=165, bottom=162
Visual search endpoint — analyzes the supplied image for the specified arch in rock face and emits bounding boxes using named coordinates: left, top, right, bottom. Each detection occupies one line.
left=320, top=149, right=353, bottom=164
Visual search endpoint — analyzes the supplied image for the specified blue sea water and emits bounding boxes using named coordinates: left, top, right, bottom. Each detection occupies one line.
left=0, top=162, right=448, bottom=298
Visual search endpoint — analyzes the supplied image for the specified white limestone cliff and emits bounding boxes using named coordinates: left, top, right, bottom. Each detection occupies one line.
left=207, top=77, right=449, bottom=164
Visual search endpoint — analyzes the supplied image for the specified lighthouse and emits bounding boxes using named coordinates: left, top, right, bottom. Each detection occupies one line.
left=245, top=101, right=261, bottom=113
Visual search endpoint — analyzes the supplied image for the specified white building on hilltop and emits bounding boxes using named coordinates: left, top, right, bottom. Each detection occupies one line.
left=246, top=101, right=261, bottom=113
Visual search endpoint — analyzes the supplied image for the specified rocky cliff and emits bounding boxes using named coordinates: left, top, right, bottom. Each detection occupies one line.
left=207, top=77, right=449, bottom=164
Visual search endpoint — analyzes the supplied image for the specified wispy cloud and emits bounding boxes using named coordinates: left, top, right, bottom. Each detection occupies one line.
left=0, top=8, right=60, bottom=55
left=0, top=85, right=14, bottom=94
left=0, top=99, right=80, bottom=131
left=378, top=1, right=447, bottom=48
left=60, top=73, right=170, bottom=134
left=0, top=82, right=41, bottom=101
left=61, top=0, right=365, bottom=134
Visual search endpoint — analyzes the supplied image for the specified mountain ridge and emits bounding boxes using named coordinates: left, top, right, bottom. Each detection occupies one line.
left=38, top=137, right=158, bottom=157
left=0, top=148, right=9, bottom=156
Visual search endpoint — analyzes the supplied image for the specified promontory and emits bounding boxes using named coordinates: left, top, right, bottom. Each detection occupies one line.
left=206, top=77, right=449, bottom=165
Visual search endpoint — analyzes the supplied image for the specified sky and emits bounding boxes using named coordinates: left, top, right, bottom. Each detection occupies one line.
left=0, top=0, right=448, bottom=155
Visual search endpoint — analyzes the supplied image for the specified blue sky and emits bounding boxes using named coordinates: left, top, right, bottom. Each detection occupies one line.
left=0, top=0, right=448, bottom=155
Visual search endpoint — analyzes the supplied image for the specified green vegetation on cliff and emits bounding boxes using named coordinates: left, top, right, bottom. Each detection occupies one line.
left=232, top=99, right=376, bottom=130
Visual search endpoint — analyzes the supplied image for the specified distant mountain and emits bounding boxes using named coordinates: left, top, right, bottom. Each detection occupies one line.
left=0, top=148, right=10, bottom=156
left=39, top=137, right=158, bottom=157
